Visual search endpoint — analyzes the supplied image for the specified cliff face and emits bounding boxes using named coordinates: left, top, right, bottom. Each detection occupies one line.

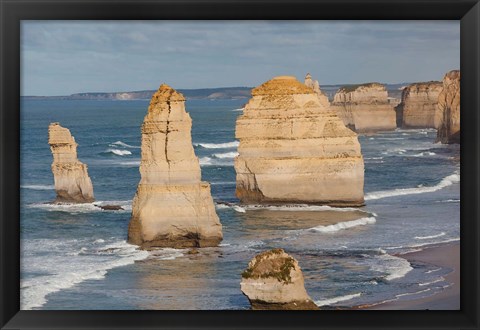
left=397, top=81, right=443, bottom=128
left=234, top=76, right=364, bottom=207
left=128, top=84, right=223, bottom=249
left=48, top=123, right=95, bottom=203
left=330, top=83, right=396, bottom=132
left=240, top=249, right=318, bottom=310
left=436, top=70, right=460, bottom=144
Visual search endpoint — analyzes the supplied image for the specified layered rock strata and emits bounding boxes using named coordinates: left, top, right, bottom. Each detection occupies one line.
left=241, top=249, right=319, bottom=310
left=234, top=76, right=364, bottom=206
left=48, top=123, right=95, bottom=203
left=128, top=84, right=222, bottom=249
left=304, top=73, right=330, bottom=108
left=330, top=83, right=396, bottom=132
left=436, top=70, right=460, bottom=144
left=396, top=81, right=443, bottom=128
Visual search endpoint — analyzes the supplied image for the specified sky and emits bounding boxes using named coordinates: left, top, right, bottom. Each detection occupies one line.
left=21, top=21, right=460, bottom=96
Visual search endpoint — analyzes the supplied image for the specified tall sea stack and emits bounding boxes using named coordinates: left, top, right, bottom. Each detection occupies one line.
left=436, top=70, right=460, bottom=144
left=128, top=84, right=222, bottom=249
left=48, top=123, right=95, bottom=203
left=397, top=81, right=443, bottom=128
left=234, top=76, right=364, bottom=207
left=330, top=83, right=396, bottom=132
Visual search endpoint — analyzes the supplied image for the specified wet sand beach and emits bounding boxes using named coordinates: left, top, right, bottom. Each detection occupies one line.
left=369, top=242, right=460, bottom=310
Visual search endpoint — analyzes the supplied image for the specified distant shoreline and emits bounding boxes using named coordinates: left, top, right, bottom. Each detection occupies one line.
left=21, top=82, right=410, bottom=101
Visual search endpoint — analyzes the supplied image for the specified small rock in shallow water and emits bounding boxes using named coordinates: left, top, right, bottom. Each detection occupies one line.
left=240, top=248, right=319, bottom=310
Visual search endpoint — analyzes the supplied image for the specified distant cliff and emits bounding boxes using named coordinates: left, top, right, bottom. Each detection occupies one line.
left=23, top=87, right=252, bottom=101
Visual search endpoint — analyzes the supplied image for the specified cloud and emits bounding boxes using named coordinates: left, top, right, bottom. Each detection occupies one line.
left=21, top=20, right=459, bottom=95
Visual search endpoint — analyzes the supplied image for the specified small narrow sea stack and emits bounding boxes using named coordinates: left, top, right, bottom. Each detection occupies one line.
left=304, top=73, right=330, bottom=108
left=128, top=84, right=222, bottom=249
left=436, top=70, right=460, bottom=144
left=235, top=75, right=364, bottom=206
left=240, top=249, right=318, bottom=310
left=397, top=81, right=443, bottom=128
left=48, top=123, right=95, bottom=203
left=331, top=83, right=396, bottom=132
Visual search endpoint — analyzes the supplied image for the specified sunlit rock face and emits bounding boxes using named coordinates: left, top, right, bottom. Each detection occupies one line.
left=331, top=83, right=396, bottom=132
left=396, top=81, right=443, bottom=128
left=234, top=76, right=364, bottom=207
left=240, top=249, right=319, bottom=310
left=128, top=84, right=222, bottom=249
left=436, top=70, right=460, bottom=144
left=304, top=73, right=330, bottom=108
left=48, top=123, right=95, bottom=203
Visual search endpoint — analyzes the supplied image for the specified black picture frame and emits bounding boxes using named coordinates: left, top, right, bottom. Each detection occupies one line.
left=1, top=0, right=479, bottom=329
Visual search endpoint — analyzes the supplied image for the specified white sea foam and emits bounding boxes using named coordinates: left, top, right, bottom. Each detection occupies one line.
left=396, top=288, right=431, bottom=298
left=21, top=184, right=55, bottom=190
left=21, top=239, right=149, bottom=310
left=370, top=253, right=413, bottom=281
left=385, top=237, right=460, bottom=252
left=436, top=199, right=460, bottom=203
left=308, top=217, right=376, bottom=233
left=232, top=205, right=246, bottom=213
left=243, top=204, right=365, bottom=213
left=232, top=108, right=244, bottom=112
left=110, top=141, right=140, bottom=148
left=419, top=277, right=445, bottom=287
left=194, top=141, right=239, bottom=149
left=415, top=232, right=446, bottom=240
left=149, top=248, right=185, bottom=260
left=27, top=200, right=132, bottom=213
left=103, top=148, right=132, bottom=156
left=210, top=181, right=236, bottom=186
left=365, top=171, right=460, bottom=201
left=315, top=293, right=362, bottom=307
left=212, top=151, right=239, bottom=159
left=118, top=160, right=141, bottom=166
left=199, top=157, right=233, bottom=166
left=409, top=151, right=437, bottom=157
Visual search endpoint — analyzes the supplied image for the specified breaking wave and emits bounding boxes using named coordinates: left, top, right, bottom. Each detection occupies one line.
left=315, top=293, right=362, bottom=307
left=110, top=141, right=140, bottom=149
left=365, top=171, right=460, bottom=201
left=21, top=184, right=55, bottom=190
left=308, top=217, right=376, bottom=233
left=414, top=232, right=446, bottom=240
left=194, top=141, right=239, bottom=149
left=21, top=239, right=149, bottom=310
left=102, top=148, right=132, bottom=156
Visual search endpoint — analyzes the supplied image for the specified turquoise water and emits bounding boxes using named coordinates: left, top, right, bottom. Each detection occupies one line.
left=20, top=99, right=460, bottom=310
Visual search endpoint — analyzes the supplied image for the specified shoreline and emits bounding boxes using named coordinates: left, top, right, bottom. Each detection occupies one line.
left=366, top=241, right=460, bottom=310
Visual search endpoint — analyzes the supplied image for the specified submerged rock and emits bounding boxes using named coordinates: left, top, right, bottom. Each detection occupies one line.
left=331, top=83, right=396, bottom=132
left=240, top=249, right=319, bottom=310
left=436, top=70, right=460, bottom=144
left=128, top=84, right=222, bottom=249
left=95, top=204, right=124, bottom=211
left=397, top=81, right=443, bottom=128
left=48, top=123, right=95, bottom=203
left=234, top=75, right=364, bottom=207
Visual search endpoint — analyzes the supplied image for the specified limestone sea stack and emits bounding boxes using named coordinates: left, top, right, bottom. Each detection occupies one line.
left=235, top=76, right=364, bottom=207
left=331, top=83, right=396, bottom=132
left=128, top=84, right=222, bottom=249
left=397, top=81, right=443, bottom=128
left=304, top=73, right=330, bottom=108
left=240, top=249, right=319, bottom=310
left=48, top=123, right=95, bottom=203
left=436, top=70, right=460, bottom=144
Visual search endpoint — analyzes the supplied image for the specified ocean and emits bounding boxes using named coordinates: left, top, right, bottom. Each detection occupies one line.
left=20, top=98, right=460, bottom=310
